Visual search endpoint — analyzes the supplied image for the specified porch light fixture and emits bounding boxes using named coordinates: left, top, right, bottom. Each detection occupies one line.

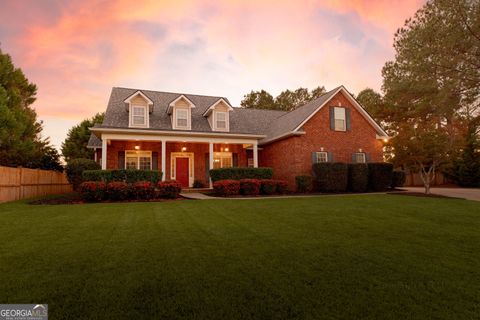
left=181, top=147, right=187, bottom=152
left=224, top=147, right=229, bottom=152
left=383, top=138, right=389, bottom=143
left=359, top=148, right=363, bottom=152
left=135, top=145, right=140, bottom=150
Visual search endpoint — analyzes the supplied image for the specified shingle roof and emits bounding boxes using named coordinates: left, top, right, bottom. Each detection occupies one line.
left=87, top=85, right=380, bottom=148
left=87, top=133, right=102, bottom=148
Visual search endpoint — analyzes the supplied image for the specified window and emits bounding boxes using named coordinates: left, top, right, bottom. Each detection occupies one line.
left=316, top=151, right=328, bottom=163
left=130, top=105, right=147, bottom=127
left=354, top=152, right=366, bottom=163
left=216, top=111, right=227, bottom=130
left=213, top=152, right=232, bottom=169
left=125, top=151, right=152, bottom=170
left=176, top=109, right=188, bottom=128
left=334, top=107, right=346, bottom=131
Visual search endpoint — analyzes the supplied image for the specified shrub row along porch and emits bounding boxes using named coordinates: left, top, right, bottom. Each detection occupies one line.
left=93, top=137, right=259, bottom=188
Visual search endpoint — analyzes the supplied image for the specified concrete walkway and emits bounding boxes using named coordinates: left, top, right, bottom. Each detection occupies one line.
left=181, top=192, right=388, bottom=200
left=404, top=187, right=480, bottom=201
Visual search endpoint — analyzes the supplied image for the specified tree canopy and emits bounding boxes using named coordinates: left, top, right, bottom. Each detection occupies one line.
left=61, top=113, right=104, bottom=163
left=240, top=86, right=326, bottom=111
left=377, top=0, right=480, bottom=192
left=0, top=47, right=62, bottom=171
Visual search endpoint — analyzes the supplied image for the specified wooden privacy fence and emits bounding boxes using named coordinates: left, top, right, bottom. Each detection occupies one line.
left=0, top=166, right=72, bottom=203
left=403, top=171, right=447, bottom=187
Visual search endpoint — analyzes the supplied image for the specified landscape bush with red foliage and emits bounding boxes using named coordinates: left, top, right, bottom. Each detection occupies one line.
left=106, top=181, right=129, bottom=201
left=213, top=180, right=241, bottom=196
left=260, top=179, right=277, bottom=195
left=131, top=181, right=155, bottom=200
left=79, top=181, right=106, bottom=202
left=157, top=180, right=182, bottom=199
left=239, top=179, right=261, bottom=196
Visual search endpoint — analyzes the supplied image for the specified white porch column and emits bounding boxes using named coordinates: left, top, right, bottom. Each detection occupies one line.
left=253, top=141, right=258, bottom=168
left=101, top=138, right=107, bottom=170
left=161, top=140, right=166, bottom=181
left=94, top=148, right=97, bottom=162
left=209, top=142, right=214, bottom=187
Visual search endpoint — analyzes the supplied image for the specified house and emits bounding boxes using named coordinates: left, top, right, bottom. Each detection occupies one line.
left=87, top=86, right=388, bottom=188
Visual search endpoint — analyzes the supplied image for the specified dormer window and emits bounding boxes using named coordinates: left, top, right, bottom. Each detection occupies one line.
left=176, top=108, right=189, bottom=128
left=124, top=90, right=153, bottom=128
left=215, top=111, right=227, bottom=130
left=167, top=95, right=195, bottom=130
left=131, top=105, right=147, bottom=127
left=203, top=98, right=233, bottom=132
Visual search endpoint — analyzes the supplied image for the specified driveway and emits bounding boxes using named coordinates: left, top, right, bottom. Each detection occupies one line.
left=404, top=187, right=480, bottom=201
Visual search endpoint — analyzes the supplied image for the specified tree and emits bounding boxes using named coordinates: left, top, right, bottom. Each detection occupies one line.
left=0, top=47, right=61, bottom=170
left=241, top=86, right=327, bottom=111
left=447, top=121, right=480, bottom=187
left=356, top=88, right=386, bottom=123
left=380, top=0, right=480, bottom=192
left=240, top=90, right=276, bottom=110
left=61, top=113, right=104, bottom=163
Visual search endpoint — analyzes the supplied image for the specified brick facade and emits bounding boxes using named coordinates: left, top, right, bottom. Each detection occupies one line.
left=259, top=91, right=384, bottom=188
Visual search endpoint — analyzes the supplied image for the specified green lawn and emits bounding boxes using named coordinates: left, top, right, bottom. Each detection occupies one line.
left=0, top=195, right=479, bottom=319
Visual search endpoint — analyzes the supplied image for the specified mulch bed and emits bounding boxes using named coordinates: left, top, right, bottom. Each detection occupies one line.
left=28, top=192, right=185, bottom=205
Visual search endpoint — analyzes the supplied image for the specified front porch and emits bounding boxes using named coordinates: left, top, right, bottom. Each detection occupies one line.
left=95, top=133, right=259, bottom=188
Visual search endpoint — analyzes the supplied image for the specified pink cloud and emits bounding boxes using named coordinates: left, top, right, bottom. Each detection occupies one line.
left=0, top=0, right=425, bottom=148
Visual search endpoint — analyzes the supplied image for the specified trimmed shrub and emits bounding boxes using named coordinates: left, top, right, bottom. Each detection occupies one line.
left=392, top=170, right=406, bottom=188
left=106, top=182, right=129, bottom=201
left=240, top=179, right=261, bottom=196
left=368, top=163, right=394, bottom=191
left=79, top=181, right=106, bottom=202
left=313, top=163, right=348, bottom=192
left=348, top=163, right=369, bottom=193
left=274, top=180, right=289, bottom=194
left=131, top=181, right=155, bottom=200
left=213, top=180, right=240, bottom=197
left=295, top=175, right=313, bottom=193
left=83, top=169, right=162, bottom=184
left=157, top=180, right=182, bottom=199
left=66, top=158, right=100, bottom=190
left=193, top=180, right=206, bottom=188
left=209, top=167, right=273, bottom=182
left=260, top=179, right=277, bottom=195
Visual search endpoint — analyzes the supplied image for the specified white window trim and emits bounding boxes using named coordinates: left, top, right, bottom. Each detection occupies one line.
left=315, top=151, right=328, bottom=163
left=213, top=151, right=232, bottom=168
left=125, top=150, right=152, bottom=170
left=173, top=107, right=191, bottom=130
left=129, top=104, right=149, bottom=128
left=334, top=107, right=346, bottom=132
left=354, top=152, right=366, bottom=163
left=213, top=111, right=229, bottom=131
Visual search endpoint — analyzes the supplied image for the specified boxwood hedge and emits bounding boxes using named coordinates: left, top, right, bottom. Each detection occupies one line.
left=209, top=167, right=273, bottom=182
left=348, top=163, right=369, bottom=192
left=313, top=162, right=348, bottom=192
left=82, top=169, right=162, bottom=184
left=367, top=163, right=394, bottom=191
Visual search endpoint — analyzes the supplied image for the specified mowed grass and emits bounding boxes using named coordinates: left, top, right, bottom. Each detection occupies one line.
left=0, top=195, right=479, bottom=319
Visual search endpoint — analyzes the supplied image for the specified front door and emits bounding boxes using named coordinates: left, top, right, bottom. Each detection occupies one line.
left=175, top=157, right=189, bottom=187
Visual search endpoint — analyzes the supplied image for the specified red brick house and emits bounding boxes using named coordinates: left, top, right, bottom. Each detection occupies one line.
left=88, top=86, right=388, bottom=188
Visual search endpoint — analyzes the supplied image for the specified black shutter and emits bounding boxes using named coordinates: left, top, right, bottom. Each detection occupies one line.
left=232, top=153, right=238, bottom=167
left=205, top=153, right=210, bottom=182
left=346, top=108, right=351, bottom=131
left=152, top=152, right=158, bottom=170
left=118, top=151, right=125, bottom=169
left=365, top=153, right=371, bottom=163
left=351, top=153, right=356, bottom=163
left=327, top=152, right=333, bottom=162
left=330, top=107, right=335, bottom=130
left=311, top=152, right=317, bottom=164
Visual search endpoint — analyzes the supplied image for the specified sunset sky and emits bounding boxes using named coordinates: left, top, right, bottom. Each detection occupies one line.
left=0, top=0, right=424, bottom=150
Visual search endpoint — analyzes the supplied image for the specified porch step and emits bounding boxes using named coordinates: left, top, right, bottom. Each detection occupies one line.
left=182, top=188, right=212, bottom=193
